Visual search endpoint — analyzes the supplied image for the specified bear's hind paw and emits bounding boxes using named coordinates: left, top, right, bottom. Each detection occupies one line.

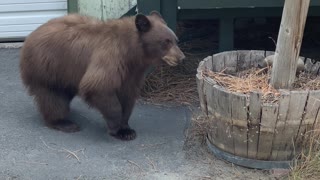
left=111, top=128, right=136, bottom=141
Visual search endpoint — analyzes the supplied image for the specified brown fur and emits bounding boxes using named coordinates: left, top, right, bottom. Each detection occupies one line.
left=19, top=11, right=185, bottom=140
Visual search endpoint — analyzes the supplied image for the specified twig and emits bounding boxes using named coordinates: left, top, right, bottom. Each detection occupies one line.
left=40, top=137, right=83, bottom=163
left=146, top=157, right=158, bottom=172
left=15, top=161, right=48, bottom=165
left=76, top=175, right=83, bottom=180
left=63, top=148, right=80, bottom=162
left=188, top=175, right=213, bottom=180
left=127, top=160, right=145, bottom=172
left=139, top=142, right=166, bottom=150
left=268, top=36, right=277, bottom=47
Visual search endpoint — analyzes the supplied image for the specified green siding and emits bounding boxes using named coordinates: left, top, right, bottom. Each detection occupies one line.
left=177, top=0, right=320, bottom=9
left=68, top=0, right=78, bottom=13
left=77, top=0, right=137, bottom=20
left=78, top=0, right=103, bottom=19
left=137, top=0, right=160, bottom=14
left=161, top=0, right=177, bottom=31
left=137, top=0, right=176, bottom=30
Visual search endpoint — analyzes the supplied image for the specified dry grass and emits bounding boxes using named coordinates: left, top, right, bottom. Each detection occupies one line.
left=203, top=68, right=320, bottom=103
left=203, top=67, right=280, bottom=103
left=293, top=72, right=320, bottom=90
left=140, top=57, right=202, bottom=105
left=288, top=129, right=320, bottom=180
left=185, top=113, right=211, bottom=145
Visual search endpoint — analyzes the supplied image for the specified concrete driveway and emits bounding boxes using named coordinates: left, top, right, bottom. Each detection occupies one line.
left=0, top=48, right=269, bottom=180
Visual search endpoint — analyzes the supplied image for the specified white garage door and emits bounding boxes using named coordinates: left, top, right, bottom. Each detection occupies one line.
left=0, top=0, right=67, bottom=41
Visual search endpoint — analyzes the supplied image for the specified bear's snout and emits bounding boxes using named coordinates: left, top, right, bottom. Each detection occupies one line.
left=163, top=45, right=185, bottom=66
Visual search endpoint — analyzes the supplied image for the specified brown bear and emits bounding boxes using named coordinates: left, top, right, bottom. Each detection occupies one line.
left=19, top=11, right=185, bottom=141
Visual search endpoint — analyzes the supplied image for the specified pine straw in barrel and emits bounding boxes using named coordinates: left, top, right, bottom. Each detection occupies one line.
left=293, top=72, right=320, bottom=90
left=203, top=67, right=280, bottom=103
left=203, top=67, right=320, bottom=103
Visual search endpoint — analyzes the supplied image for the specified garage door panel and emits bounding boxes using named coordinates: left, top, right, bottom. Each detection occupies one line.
left=0, top=13, right=66, bottom=26
left=0, top=0, right=66, bottom=5
left=0, top=24, right=42, bottom=32
left=0, top=31, right=31, bottom=39
left=0, top=0, right=67, bottom=40
left=0, top=2, right=67, bottom=12
left=0, top=10, right=66, bottom=17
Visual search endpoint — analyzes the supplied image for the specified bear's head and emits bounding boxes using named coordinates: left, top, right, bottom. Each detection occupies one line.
left=135, top=11, right=185, bottom=66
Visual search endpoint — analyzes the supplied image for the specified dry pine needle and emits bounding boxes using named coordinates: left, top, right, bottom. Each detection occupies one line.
left=203, top=67, right=320, bottom=103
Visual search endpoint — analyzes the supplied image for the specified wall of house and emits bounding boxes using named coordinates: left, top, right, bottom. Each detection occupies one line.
left=78, top=0, right=136, bottom=20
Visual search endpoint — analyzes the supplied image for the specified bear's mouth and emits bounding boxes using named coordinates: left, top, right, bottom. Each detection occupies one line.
left=163, top=56, right=178, bottom=66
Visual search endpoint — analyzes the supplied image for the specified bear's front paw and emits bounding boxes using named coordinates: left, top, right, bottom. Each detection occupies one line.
left=111, top=128, right=136, bottom=141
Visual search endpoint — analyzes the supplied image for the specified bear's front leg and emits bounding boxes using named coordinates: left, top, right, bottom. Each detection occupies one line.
left=120, top=94, right=137, bottom=126
left=84, top=92, right=136, bottom=141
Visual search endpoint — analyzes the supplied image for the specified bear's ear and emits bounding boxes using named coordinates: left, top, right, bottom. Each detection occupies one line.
left=135, top=14, right=151, bottom=32
left=150, top=11, right=163, bottom=19
left=150, top=11, right=166, bottom=24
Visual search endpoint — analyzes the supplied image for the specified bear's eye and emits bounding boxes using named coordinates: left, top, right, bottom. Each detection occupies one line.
left=165, top=39, right=171, bottom=44
left=161, top=39, right=171, bottom=49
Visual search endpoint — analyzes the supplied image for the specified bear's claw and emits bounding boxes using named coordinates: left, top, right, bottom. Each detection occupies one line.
left=111, top=128, right=136, bottom=141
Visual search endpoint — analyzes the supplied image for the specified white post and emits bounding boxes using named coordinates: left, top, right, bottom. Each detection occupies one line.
left=270, top=0, right=310, bottom=89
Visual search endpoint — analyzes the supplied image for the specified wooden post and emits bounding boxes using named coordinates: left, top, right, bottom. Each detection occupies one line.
left=270, top=0, right=310, bottom=89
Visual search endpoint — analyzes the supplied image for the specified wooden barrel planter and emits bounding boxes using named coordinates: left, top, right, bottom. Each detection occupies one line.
left=196, top=50, right=320, bottom=169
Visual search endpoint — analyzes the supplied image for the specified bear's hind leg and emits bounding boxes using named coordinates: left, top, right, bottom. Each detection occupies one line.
left=31, top=86, right=79, bottom=133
